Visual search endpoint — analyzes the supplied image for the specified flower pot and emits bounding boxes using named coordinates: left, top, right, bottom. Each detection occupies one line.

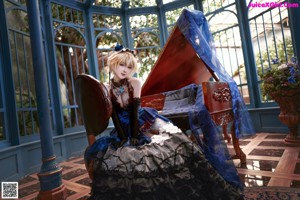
left=271, top=89, right=300, bottom=146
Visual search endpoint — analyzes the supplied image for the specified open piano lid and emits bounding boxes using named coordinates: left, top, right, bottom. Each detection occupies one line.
left=141, top=8, right=255, bottom=138
left=141, top=25, right=213, bottom=97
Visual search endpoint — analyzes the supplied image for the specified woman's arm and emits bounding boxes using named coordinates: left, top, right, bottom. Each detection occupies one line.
left=128, top=77, right=142, bottom=146
left=111, top=106, right=128, bottom=147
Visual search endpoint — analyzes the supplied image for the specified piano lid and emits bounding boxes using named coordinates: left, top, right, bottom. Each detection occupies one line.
left=141, top=8, right=255, bottom=138
left=141, top=25, right=213, bottom=97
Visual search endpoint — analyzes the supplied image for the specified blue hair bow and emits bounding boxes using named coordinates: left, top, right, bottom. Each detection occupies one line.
left=114, top=43, right=136, bottom=57
left=114, top=43, right=123, bottom=51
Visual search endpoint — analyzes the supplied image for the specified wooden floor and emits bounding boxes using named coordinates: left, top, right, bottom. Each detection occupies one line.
left=17, top=132, right=300, bottom=200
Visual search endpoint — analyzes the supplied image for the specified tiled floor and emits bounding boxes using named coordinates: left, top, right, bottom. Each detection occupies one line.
left=17, top=132, right=300, bottom=200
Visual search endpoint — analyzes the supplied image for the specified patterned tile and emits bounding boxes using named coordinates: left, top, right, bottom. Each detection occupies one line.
left=66, top=189, right=77, bottom=197
left=19, top=183, right=40, bottom=198
left=239, top=174, right=271, bottom=187
left=291, top=180, right=300, bottom=188
left=74, top=159, right=85, bottom=165
left=258, top=141, right=286, bottom=147
left=60, top=165, right=73, bottom=170
left=78, top=195, right=91, bottom=200
left=249, top=149, right=285, bottom=157
left=265, top=134, right=287, bottom=139
left=239, top=140, right=251, bottom=146
left=76, top=177, right=92, bottom=186
left=237, top=159, right=278, bottom=171
left=62, top=168, right=87, bottom=180
left=294, top=162, right=300, bottom=174
left=18, top=176, right=37, bottom=185
left=16, top=133, right=300, bottom=199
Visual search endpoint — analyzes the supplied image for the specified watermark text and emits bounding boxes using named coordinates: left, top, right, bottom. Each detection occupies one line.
left=248, top=2, right=299, bottom=8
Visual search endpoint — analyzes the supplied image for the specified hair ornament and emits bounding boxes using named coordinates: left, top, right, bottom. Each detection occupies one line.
left=114, top=43, right=136, bottom=57
left=114, top=43, right=124, bottom=51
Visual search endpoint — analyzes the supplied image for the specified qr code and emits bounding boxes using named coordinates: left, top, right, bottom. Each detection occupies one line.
left=1, top=182, right=18, bottom=199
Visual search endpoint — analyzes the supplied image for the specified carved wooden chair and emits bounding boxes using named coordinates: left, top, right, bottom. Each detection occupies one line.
left=75, top=74, right=112, bottom=179
left=202, top=81, right=246, bottom=164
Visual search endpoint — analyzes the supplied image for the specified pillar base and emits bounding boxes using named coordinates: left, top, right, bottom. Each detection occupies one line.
left=37, top=184, right=68, bottom=200
left=284, top=135, right=300, bottom=147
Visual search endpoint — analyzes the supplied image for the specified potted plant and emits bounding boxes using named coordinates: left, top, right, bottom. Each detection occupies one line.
left=260, top=57, right=300, bottom=146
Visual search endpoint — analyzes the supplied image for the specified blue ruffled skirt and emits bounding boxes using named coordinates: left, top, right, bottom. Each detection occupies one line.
left=85, top=107, right=243, bottom=200
left=86, top=107, right=169, bottom=157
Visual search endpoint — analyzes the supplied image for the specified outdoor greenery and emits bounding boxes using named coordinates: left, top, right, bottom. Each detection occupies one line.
left=256, top=38, right=295, bottom=99
left=15, top=89, right=40, bottom=135
left=256, top=38, right=294, bottom=77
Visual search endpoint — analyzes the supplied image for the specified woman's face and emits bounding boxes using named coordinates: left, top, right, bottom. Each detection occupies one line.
left=113, top=62, right=134, bottom=81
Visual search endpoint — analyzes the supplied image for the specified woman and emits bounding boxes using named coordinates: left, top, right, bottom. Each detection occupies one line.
left=85, top=45, right=244, bottom=200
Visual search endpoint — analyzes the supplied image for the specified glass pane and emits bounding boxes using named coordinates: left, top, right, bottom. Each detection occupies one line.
left=0, top=78, right=4, bottom=140
left=51, top=3, right=84, bottom=25
left=249, top=6, right=294, bottom=103
left=203, top=0, right=233, bottom=13
left=93, top=0, right=122, bottom=8
left=6, top=6, right=42, bottom=137
left=0, top=113, right=5, bottom=141
left=7, top=0, right=26, bottom=6
left=163, top=0, right=179, bottom=4
left=55, top=27, right=86, bottom=129
left=130, top=14, right=158, bottom=29
left=93, top=14, right=122, bottom=29
left=6, top=9, right=29, bottom=33
left=133, top=32, right=160, bottom=81
left=239, top=85, right=250, bottom=104
left=165, top=5, right=194, bottom=35
left=130, top=0, right=156, bottom=8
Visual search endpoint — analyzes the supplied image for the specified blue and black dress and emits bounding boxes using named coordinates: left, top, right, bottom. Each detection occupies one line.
left=85, top=78, right=244, bottom=200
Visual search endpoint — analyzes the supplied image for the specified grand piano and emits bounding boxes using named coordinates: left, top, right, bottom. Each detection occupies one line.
left=140, top=8, right=255, bottom=164
left=75, top=9, right=255, bottom=168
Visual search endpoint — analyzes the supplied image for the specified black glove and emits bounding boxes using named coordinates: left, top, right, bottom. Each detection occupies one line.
left=130, top=98, right=140, bottom=146
left=111, top=106, right=127, bottom=148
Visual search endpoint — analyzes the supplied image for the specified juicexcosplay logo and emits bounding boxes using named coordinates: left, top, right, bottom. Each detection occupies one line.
left=248, top=1, right=299, bottom=8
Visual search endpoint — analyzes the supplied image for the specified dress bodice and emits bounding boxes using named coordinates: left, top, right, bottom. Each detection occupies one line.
left=110, top=78, right=134, bottom=110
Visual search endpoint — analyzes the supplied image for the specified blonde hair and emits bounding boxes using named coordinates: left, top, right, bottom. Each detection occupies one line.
left=107, top=51, right=138, bottom=77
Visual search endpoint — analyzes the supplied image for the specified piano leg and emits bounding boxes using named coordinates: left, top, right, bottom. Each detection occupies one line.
left=222, top=124, right=231, bottom=143
left=230, top=124, right=246, bottom=164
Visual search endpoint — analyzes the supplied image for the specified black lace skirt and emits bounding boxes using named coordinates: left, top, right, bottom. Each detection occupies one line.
left=87, top=129, right=243, bottom=200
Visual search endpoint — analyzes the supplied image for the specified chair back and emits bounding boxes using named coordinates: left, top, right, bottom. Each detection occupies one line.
left=75, top=74, right=112, bottom=145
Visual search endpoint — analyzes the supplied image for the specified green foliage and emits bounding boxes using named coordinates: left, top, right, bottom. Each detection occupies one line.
left=94, top=0, right=122, bottom=7
left=256, top=38, right=294, bottom=78
left=138, top=48, right=162, bottom=78
left=232, top=64, right=245, bottom=79
left=166, top=7, right=185, bottom=25
left=15, top=89, right=40, bottom=136
left=133, top=32, right=161, bottom=78
left=203, top=0, right=224, bottom=13
left=256, top=38, right=295, bottom=100
left=52, top=3, right=84, bottom=25
left=130, top=0, right=156, bottom=8
left=5, top=3, right=40, bottom=136
left=130, top=14, right=158, bottom=29
left=93, top=14, right=122, bottom=29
